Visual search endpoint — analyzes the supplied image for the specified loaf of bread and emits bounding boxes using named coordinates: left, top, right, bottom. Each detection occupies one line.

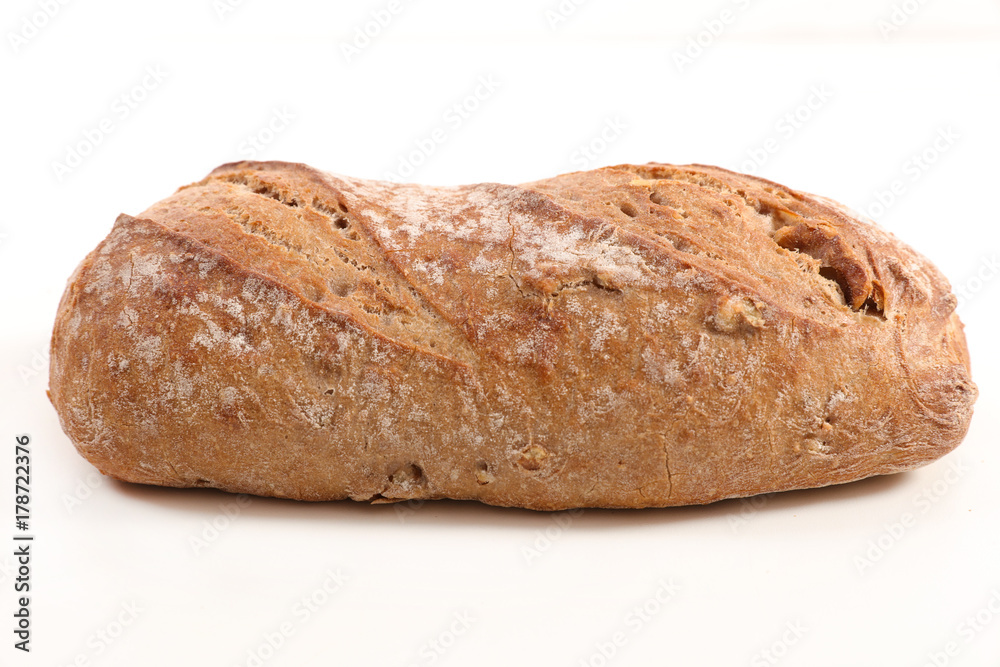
left=48, top=161, right=976, bottom=510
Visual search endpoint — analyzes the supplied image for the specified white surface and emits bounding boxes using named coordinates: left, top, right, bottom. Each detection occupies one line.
left=2, top=2, right=999, bottom=665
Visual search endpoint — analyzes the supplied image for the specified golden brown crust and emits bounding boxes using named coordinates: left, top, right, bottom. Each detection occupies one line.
left=48, top=161, right=977, bottom=510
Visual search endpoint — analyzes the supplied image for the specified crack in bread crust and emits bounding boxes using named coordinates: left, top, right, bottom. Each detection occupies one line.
left=144, top=167, right=480, bottom=369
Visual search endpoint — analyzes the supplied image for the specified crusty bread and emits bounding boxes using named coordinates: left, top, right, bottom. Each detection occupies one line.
left=47, top=161, right=977, bottom=510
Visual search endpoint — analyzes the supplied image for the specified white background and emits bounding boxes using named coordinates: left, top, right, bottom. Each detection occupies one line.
left=1, top=1, right=999, bottom=665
